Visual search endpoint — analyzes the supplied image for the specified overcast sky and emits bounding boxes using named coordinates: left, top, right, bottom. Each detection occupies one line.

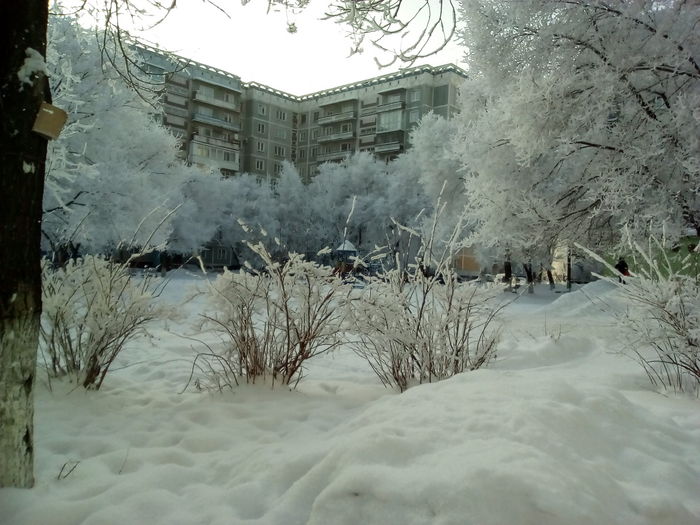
left=125, top=0, right=467, bottom=95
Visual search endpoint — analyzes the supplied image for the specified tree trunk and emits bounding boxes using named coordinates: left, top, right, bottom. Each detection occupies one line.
left=523, top=262, right=534, bottom=294
left=503, top=255, right=512, bottom=291
left=0, top=1, right=49, bottom=488
left=547, top=269, right=555, bottom=290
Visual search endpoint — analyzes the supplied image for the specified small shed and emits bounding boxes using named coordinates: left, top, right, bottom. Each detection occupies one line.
left=334, top=240, right=358, bottom=262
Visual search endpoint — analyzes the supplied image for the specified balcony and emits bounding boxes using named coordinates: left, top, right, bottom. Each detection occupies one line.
left=192, top=113, right=240, bottom=132
left=193, top=91, right=240, bottom=111
left=360, top=115, right=376, bottom=125
left=317, top=131, right=354, bottom=143
left=166, top=84, right=189, bottom=97
left=164, top=105, right=188, bottom=118
left=376, top=126, right=406, bottom=135
left=191, top=134, right=240, bottom=150
left=317, top=111, right=355, bottom=125
left=189, top=154, right=239, bottom=172
left=359, top=135, right=375, bottom=144
left=317, top=149, right=354, bottom=162
left=376, top=101, right=405, bottom=113
left=374, top=141, right=403, bottom=153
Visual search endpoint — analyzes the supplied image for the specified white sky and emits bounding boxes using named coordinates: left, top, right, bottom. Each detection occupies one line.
left=124, top=0, right=467, bottom=95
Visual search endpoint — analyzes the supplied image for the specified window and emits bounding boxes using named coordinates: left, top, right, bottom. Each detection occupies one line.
left=312, top=129, right=319, bottom=139
left=257, top=103, right=267, bottom=116
left=313, top=111, right=319, bottom=122
left=409, top=90, right=421, bottom=103
left=409, top=110, right=420, bottom=123
left=299, top=148, right=306, bottom=160
left=433, top=85, right=449, bottom=106
left=274, top=128, right=287, bottom=140
left=386, top=92, right=401, bottom=104
left=341, top=143, right=351, bottom=151
left=198, top=106, right=214, bottom=117
left=257, top=141, right=265, bottom=152
left=301, top=114, right=307, bottom=124
left=273, top=145, right=286, bottom=157
left=341, top=123, right=351, bottom=133
left=255, top=159, right=265, bottom=171
left=257, top=123, right=266, bottom=134
left=377, top=110, right=402, bottom=132
left=276, top=110, right=287, bottom=121
left=300, top=131, right=307, bottom=142
left=274, top=163, right=283, bottom=174
left=311, top=147, right=318, bottom=158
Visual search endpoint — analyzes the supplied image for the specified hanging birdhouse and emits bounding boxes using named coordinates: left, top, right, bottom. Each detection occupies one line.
left=32, top=102, right=68, bottom=140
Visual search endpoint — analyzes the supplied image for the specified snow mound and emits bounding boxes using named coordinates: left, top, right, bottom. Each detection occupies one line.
left=535, top=280, right=624, bottom=317
left=496, top=334, right=596, bottom=370
left=277, top=372, right=699, bottom=525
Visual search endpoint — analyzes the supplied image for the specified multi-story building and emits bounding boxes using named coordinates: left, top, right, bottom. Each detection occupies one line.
left=138, top=44, right=466, bottom=181
left=296, top=65, right=463, bottom=180
left=138, top=46, right=243, bottom=176
left=240, top=83, right=299, bottom=179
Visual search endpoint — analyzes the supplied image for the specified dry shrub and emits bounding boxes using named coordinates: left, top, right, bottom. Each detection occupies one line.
left=195, top=243, right=351, bottom=389
left=41, top=256, right=171, bottom=389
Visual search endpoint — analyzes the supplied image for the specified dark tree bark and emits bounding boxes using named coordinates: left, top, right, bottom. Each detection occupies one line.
left=0, top=1, right=49, bottom=488
left=523, top=262, right=534, bottom=293
left=546, top=269, right=555, bottom=290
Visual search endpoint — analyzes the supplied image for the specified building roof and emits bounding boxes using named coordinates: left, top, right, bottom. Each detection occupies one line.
left=335, top=240, right=358, bottom=252
left=134, top=41, right=467, bottom=101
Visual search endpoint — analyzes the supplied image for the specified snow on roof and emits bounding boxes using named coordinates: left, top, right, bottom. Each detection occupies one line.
left=335, top=240, right=357, bottom=252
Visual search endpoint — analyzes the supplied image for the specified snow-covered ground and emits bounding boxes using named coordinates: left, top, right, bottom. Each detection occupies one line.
left=1, top=272, right=698, bottom=525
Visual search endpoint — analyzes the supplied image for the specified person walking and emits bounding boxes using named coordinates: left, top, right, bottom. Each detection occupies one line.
left=614, top=257, right=629, bottom=284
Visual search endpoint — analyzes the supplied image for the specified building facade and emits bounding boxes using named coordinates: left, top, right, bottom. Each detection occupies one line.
left=138, top=45, right=466, bottom=181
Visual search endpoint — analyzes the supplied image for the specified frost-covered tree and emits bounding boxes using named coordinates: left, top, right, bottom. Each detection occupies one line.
left=394, top=112, right=462, bottom=245
left=43, top=14, right=214, bottom=255
left=454, top=0, right=700, bottom=255
left=220, top=173, right=279, bottom=261
left=264, top=0, right=460, bottom=66
left=307, top=152, right=426, bottom=255
left=273, top=162, right=321, bottom=256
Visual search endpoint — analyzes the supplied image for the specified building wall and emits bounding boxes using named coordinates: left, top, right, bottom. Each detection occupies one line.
left=138, top=46, right=243, bottom=176
left=137, top=45, right=466, bottom=180
left=241, top=84, right=299, bottom=179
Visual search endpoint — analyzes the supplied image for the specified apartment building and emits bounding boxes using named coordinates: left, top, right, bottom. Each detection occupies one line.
left=138, top=46, right=243, bottom=176
left=296, top=65, right=464, bottom=180
left=241, top=83, right=299, bottom=179
left=138, top=45, right=466, bottom=181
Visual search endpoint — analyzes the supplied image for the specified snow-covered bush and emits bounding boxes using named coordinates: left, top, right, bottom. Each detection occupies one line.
left=196, top=243, right=351, bottom=389
left=349, top=211, right=503, bottom=392
left=579, top=237, right=700, bottom=393
left=349, top=267, right=502, bottom=392
left=40, top=256, right=171, bottom=389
